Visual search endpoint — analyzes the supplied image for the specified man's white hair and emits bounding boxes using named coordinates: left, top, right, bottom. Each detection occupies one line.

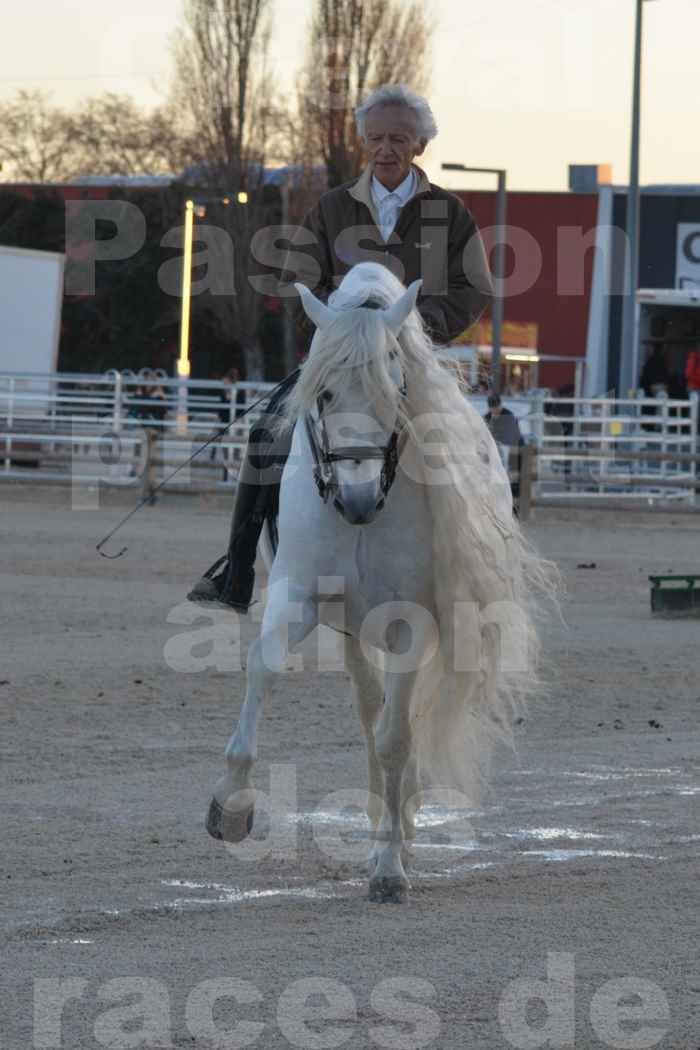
left=355, top=84, right=438, bottom=144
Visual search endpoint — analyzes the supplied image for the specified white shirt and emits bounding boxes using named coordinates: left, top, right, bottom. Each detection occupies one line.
left=370, top=168, right=417, bottom=242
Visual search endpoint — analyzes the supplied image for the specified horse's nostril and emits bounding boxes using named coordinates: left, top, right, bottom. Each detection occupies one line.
left=376, top=498, right=385, bottom=511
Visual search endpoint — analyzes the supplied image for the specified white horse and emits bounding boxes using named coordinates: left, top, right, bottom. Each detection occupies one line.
left=206, top=262, right=554, bottom=902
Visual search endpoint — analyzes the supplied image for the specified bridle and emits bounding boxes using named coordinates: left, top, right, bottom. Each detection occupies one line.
left=303, top=297, right=405, bottom=507
left=304, top=395, right=402, bottom=506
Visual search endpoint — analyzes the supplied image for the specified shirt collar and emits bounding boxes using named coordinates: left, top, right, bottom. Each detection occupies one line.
left=371, top=167, right=417, bottom=205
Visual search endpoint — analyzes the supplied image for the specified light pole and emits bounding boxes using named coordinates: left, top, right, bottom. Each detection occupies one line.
left=177, top=192, right=249, bottom=433
left=618, top=0, right=657, bottom=397
left=442, top=163, right=507, bottom=393
left=176, top=199, right=195, bottom=435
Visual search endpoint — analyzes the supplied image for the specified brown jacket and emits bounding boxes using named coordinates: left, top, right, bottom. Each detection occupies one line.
left=284, top=164, right=493, bottom=346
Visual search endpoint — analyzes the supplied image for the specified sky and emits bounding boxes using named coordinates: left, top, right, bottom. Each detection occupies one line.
left=1, top=0, right=699, bottom=191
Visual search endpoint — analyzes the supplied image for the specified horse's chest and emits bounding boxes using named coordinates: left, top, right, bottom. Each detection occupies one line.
left=351, top=528, right=413, bottom=594
left=345, top=501, right=433, bottom=596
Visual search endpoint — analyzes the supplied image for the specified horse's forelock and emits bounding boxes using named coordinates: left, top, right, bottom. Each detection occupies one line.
left=283, top=264, right=438, bottom=427
left=329, top=262, right=406, bottom=310
left=282, top=308, right=406, bottom=424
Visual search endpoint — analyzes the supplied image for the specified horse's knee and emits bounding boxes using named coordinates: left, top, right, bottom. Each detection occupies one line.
left=357, top=696, right=383, bottom=735
left=250, top=632, right=287, bottom=676
left=374, top=727, right=411, bottom=770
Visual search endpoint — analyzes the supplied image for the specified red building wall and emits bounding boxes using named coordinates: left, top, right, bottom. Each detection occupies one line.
left=457, top=190, right=599, bottom=390
left=4, top=183, right=112, bottom=203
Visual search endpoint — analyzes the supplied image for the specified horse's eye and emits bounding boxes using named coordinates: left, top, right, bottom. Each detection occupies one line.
left=321, top=390, right=333, bottom=403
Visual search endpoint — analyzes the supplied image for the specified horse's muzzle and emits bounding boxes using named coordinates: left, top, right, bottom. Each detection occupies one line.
left=334, top=481, right=385, bottom=525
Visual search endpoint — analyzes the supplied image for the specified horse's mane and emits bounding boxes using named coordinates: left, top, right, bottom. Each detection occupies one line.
left=286, top=262, right=559, bottom=800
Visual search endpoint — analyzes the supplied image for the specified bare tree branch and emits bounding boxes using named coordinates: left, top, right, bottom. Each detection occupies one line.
left=292, top=0, right=433, bottom=187
left=71, top=94, right=189, bottom=177
left=0, top=91, right=78, bottom=182
left=168, top=0, right=278, bottom=187
left=0, top=90, right=191, bottom=181
left=167, top=0, right=284, bottom=375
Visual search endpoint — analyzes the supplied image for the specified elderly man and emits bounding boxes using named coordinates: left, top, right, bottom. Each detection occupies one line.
left=188, top=83, right=493, bottom=612
left=291, top=83, right=493, bottom=344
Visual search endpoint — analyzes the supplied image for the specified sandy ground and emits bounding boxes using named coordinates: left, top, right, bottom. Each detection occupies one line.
left=1, top=484, right=698, bottom=1050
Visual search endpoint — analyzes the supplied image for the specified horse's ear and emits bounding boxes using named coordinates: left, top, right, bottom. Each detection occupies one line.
left=295, top=283, right=335, bottom=330
left=382, top=280, right=423, bottom=335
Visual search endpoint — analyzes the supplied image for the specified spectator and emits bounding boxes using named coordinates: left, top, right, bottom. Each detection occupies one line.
left=685, top=343, right=700, bottom=395
left=484, top=393, right=525, bottom=509
left=134, top=369, right=167, bottom=422
left=218, top=367, right=246, bottom=427
left=640, top=346, right=670, bottom=398
left=484, top=393, right=523, bottom=447
left=549, top=383, right=575, bottom=478
left=213, top=367, right=247, bottom=480
left=686, top=343, right=700, bottom=433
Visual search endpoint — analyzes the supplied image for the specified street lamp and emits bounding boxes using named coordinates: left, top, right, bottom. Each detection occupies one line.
left=442, top=162, right=507, bottom=393
left=177, top=192, right=249, bottom=433
left=176, top=199, right=195, bottom=434
left=618, top=0, right=657, bottom=397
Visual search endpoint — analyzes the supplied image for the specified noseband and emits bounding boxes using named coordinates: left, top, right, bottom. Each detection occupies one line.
left=303, top=298, right=404, bottom=506
left=304, top=402, right=401, bottom=505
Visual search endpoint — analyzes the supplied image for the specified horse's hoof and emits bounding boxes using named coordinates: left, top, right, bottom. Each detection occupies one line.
left=205, top=796, right=224, bottom=840
left=368, top=876, right=408, bottom=904
left=205, top=797, right=254, bottom=843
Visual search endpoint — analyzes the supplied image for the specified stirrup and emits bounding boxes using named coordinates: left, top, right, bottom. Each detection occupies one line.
left=187, top=557, right=255, bottom=613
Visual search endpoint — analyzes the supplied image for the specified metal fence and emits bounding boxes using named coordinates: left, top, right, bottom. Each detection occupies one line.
left=2, top=372, right=698, bottom=506
left=0, top=370, right=275, bottom=489
left=529, top=395, right=699, bottom=505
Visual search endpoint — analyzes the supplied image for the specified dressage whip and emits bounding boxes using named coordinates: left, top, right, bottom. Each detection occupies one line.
left=95, top=373, right=294, bottom=559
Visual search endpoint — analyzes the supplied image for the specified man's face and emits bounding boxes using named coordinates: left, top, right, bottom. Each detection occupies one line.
left=363, top=104, right=426, bottom=191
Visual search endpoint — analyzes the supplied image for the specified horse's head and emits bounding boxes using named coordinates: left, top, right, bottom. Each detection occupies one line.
left=293, top=277, right=422, bottom=525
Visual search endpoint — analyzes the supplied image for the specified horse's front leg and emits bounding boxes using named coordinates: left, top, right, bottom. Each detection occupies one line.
left=206, top=579, right=318, bottom=843
left=368, top=622, right=430, bottom=904
left=344, top=636, right=384, bottom=836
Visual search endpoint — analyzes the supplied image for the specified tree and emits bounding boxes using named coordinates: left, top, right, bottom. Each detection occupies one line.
left=0, top=90, right=188, bottom=182
left=169, top=0, right=279, bottom=186
left=0, top=91, right=77, bottom=182
left=168, top=0, right=286, bottom=377
left=295, top=0, right=433, bottom=187
left=70, top=94, right=189, bottom=178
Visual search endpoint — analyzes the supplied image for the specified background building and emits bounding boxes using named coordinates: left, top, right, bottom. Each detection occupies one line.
left=2, top=171, right=699, bottom=390
left=456, top=172, right=700, bottom=397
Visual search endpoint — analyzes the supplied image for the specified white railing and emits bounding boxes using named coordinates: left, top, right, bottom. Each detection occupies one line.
left=530, top=394, right=699, bottom=505
left=0, top=370, right=275, bottom=431
left=0, top=370, right=275, bottom=488
left=2, top=375, right=698, bottom=506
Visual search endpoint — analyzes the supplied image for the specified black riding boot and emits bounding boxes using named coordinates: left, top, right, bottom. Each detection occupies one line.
left=186, top=451, right=270, bottom=611
left=187, top=371, right=298, bottom=613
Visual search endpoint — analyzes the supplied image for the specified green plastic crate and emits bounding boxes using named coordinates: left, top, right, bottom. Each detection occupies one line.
left=649, top=575, right=700, bottom=618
